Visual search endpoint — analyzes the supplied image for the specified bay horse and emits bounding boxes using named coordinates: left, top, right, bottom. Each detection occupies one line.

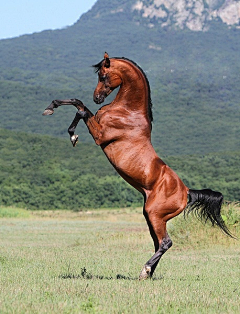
left=43, top=52, right=233, bottom=280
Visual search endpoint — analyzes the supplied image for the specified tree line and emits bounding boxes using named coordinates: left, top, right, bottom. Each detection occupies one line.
left=0, top=129, right=239, bottom=210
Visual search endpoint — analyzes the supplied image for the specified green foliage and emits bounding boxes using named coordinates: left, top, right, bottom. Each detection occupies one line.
left=165, top=152, right=240, bottom=201
left=0, top=206, right=30, bottom=218
left=0, top=129, right=142, bottom=210
left=222, top=202, right=240, bottom=228
left=0, top=129, right=239, bottom=210
left=168, top=202, right=239, bottom=247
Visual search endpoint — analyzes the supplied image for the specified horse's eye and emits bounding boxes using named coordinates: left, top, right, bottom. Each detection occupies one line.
left=100, top=75, right=106, bottom=82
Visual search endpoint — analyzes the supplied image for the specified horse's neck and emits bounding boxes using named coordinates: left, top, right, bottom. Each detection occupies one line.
left=114, top=62, right=148, bottom=112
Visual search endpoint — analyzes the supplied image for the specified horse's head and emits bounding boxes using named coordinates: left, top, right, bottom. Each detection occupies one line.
left=93, top=53, right=122, bottom=104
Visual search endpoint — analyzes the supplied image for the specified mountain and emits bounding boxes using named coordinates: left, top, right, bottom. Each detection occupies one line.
left=0, top=0, right=239, bottom=155
left=132, top=0, right=240, bottom=31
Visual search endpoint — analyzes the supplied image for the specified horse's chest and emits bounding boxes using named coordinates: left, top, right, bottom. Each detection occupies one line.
left=95, top=109, right=128, bottom=129
left=95, top=111, right=109, bottom=124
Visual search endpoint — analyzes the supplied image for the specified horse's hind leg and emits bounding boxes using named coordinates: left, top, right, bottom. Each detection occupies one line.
left=139, top=170, right=188, bottom=280
left=139, top=232, right=172, bottom=280
left=139, top=209, right=172, bottom=280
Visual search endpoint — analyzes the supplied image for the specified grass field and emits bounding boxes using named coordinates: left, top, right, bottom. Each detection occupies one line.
left=0, top=204, right=239, bottom=313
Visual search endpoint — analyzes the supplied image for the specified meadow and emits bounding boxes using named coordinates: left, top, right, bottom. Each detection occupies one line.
left=0, top=204, right=239, bottom=313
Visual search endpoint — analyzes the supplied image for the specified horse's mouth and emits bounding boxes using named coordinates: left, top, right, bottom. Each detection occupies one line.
left=94, top=94, right=105, bottom=104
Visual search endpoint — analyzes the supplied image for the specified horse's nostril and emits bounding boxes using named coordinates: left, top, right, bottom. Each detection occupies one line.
left=94, top=94, right=104, bottom=104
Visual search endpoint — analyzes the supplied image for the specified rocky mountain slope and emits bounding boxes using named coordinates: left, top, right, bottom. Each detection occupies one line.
left=84, top=0, right=240, bottom=31
left=131, top=0, right=240, bottom=31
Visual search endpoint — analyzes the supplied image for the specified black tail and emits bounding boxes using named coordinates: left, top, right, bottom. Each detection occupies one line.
left=185, top=189, right=234, bottom=238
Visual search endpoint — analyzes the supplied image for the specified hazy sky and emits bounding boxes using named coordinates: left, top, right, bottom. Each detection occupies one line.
left=0, top=0, right=97, bottom=40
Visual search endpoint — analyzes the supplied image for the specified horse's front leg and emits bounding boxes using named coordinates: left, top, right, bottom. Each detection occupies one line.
left=68, top=110, right=88, bottom=147
left=42, top=100, right=58, bottom=116
left=42, top=98, right=86, bottom=116
left=42, top=98, right=97, bottom=146
left=44, top=99, right=103, bottom=146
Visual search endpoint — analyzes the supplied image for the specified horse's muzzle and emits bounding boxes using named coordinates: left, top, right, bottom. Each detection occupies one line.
left=94, top=94, right=105, bottom=104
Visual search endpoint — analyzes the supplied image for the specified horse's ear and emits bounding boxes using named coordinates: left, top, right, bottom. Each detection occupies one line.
left=104, top=52, right=110, bottom=68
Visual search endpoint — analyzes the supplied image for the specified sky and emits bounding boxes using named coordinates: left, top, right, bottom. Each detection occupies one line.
left=0, top=0, right=97, bottom=40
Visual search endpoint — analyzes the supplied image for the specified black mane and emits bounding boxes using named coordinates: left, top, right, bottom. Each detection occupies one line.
left=92, top=57, right=153, bottom=123
left=93, top=60, right=104, bottom=73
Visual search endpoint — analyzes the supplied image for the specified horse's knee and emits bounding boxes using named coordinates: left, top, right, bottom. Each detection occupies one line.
left=71, top=98, right=81, bottom=103
left=77, top=110, right=88, bottom=118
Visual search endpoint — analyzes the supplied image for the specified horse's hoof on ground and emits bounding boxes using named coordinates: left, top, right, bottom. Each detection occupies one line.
left=42, top=109, right=54, bottom=116
left=70, top=135, right=79, bottom=147
left=139, top=265, right=151, bottom=280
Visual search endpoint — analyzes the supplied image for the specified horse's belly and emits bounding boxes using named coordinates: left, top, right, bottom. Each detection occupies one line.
left=103, top=141, right=164, bottom=191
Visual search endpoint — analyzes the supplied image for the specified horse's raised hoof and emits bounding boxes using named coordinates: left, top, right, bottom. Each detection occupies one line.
left=70, top=135, right=79, bottom=147
left=42, top=109, right=54, bottom=116
left=139, top=265, right=151, bottom=280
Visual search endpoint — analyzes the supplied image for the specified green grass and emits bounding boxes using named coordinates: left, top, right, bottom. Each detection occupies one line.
left=0, top=204, right=239, bottom=313
left=0, top=206, right=30, bottom=218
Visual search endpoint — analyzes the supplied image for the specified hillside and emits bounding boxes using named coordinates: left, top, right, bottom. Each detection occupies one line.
left=0, top=129, right=239, bottom=209
left=0, top=0, right=240, bottom=155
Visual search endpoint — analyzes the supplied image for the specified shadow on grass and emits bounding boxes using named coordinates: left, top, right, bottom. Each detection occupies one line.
left=59, top=267, right=164, bottom=281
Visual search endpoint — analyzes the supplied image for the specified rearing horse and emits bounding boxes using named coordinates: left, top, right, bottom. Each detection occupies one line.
left=43, top=53, right=233, bottom=280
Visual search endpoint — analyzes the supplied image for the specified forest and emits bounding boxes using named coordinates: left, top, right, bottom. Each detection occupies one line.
left=0, top=129, right=239, bottom=210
